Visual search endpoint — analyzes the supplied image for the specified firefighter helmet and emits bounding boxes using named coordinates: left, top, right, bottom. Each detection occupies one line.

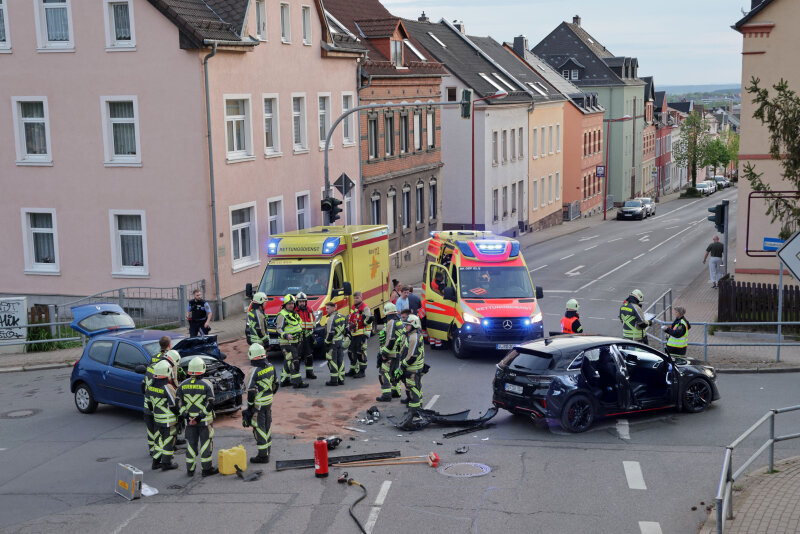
left=248, top=343, right=266, bottom=360
left=152, top=359, right=171, bottom=379
left=187, top=356, right=206, bottom=376
left=283, top=294, right=296, bottom=306
left=566, top=298, right=579, bottom=311
left=252, top=292, right=267, bottom=305
left=165, top=350, right=181, bottom=366
left=383, top=302, right=397, bottom=315
left=296, top=292, right=308, bottom=301
left=631, top=289, right=644, bottom=302
left=405, top=314, right=421, bottom=330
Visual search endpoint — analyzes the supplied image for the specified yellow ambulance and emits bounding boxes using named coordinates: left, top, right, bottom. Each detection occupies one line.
left=422, top=230, right=544, bottom=358
left=246, top=225, right=390, bottom=349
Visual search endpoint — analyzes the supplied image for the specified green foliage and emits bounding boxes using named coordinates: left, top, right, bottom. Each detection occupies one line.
left=672, top=112, right=712, bottom=187
left=743, top=77, right=800, bottom=240
left=724, top=131, right=740, bottom=173
left=680, top=187, right=702, bottom=198
left=704, top=138, right=731, bottom=176
left=26, top=325, right=81, bottom=352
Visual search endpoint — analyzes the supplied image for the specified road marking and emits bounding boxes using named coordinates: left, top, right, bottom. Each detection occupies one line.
left=636, top=230, right=651, bottom=235
left=564, top=265, right=584, bottom=277
left=578, top=260, right=632, bottom=291
left=638, top=235, right=650, bottom=242
left=623, top=461, right=647, bottom=490
left=665, top=225, right=679, bottom=230
left=648, top=225, right=696, bottom=252
left=633, top=253, right=645, bottom=260
left=579, top=235, right=599, bottom=242
left=530, top=264, right=548, bottom=272
left=111, top=505, right=148, bottom=534
left=649, top=197, right=703, bottom=220
left=365, top=481, right=392, bottom=534
left=639, top=522, right=663, bottom=534
left=616, top=419, right=630, bottom=440
left=586, top=316, right=607, bottom=320
left=544, top=290, right=574, bottom=293
left=607, top=237, right=623, bottom=243
left=559, top=254, right=575, bottom=260
left=424, top=395, right=440, bottom=410
left=584, top=244, right=598, bottom=251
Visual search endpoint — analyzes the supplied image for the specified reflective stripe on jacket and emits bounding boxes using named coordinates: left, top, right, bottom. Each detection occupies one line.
left=276, top=309, right=302, bottom=344
left=297, top=306, right=315, bottom=336
left=177, top=377, right=215, bottom=425
left=619, top=301, right=648, bottom=340
left=381, top=316, right=405, bottom=356
left=666, top=317, right=690, bottom=349
left=348, top=302, right=371, bottom=336
left=561, top=315, right=581, bottom=334
left=325, top=312, right=347, bottom=343
left=402, top=331, right=424, bottom=371
left=246, top=365, right=276, bottom=408
left=245, top=303, right=264, bottom=341
left=147, top=381, right=177, bottom=425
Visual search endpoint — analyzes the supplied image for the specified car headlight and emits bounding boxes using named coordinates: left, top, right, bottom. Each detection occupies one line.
left=463, top=312, right=481, bottom=324
left=703, top=367, right=716, bottom=379
left=530, top=312, right=543, bottom=323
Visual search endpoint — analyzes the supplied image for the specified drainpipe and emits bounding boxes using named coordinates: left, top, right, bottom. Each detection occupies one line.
left=203, top=42, right=224, bottom=321
left=355, top=61, right=371, bottom=225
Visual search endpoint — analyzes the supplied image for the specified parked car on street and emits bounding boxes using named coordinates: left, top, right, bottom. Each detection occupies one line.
left=492, top=335, right=720, bottom=433
left=713, top=176, right=730, bottom=189
left=616, top=200, right=646, bottom=220
left=695, top=182, right=712, bottom=195
left=70, top=304, right=244, bottom=415
left=635, top=197, right=656, bottom=217
left=703, top=180, right=717, bottom=193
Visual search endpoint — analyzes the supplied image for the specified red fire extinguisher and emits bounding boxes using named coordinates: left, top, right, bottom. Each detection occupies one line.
left=314, top=437, right=329, bottom=478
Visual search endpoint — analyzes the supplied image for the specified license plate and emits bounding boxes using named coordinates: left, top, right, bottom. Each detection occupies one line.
left=496, top=344, right=515, bottom=350
left=504, top=383, right=523, bottom=394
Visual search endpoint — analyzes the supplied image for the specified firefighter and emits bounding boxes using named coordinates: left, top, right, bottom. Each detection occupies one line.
left=246, top=292, right=268, bottom=345
left=619, top=289, right=651, bottom=345
left=323, top=301, right=347, bottom=386
left=146, top=360, right=179, bottom=471
left=561, top=299, right=584, bottom=334
left=142, top=336, right=171, bottom=467
left=395, top=314, right=425, bottom=413
left=276, top=294, right=308, bottom=388
left=346, top=291, right=373, bottom=378
left=177, top=357, right=218, bottom=477
left=376, top=302, right=404, bottom=402
left=295, top=292, right=317, bottom=379
left=242, top=343, right=277, bottom=463
left=663, top=306, right=690, bottom=357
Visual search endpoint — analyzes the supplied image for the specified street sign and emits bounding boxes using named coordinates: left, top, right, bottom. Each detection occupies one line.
left=777, top=230, right=800, bottom=280
left=596, top=165, right=606, bottom=178
left=763, top=237, right=785, bottom=252
left=651, top=168, right=657, bottom=178
left=333, top=173, right=355, bottom=197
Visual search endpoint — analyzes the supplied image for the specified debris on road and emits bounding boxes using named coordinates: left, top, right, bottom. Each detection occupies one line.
left=234, top=465, right=263, bottom=482
left=343, top=426, right=366, bottom=433
left=332, top=452, right=440, bottom=469
left=275, top=451, right=402, bottom=471
left=386, top=406, right=498, bottom=431
left=442, top=423, right=495, bottom=439
left=455, top=446, right=468, bottom=454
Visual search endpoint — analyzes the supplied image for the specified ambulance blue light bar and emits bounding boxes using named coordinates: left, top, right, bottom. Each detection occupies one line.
left=267, top=238, right=282, bottom=255
left=322, top=237, right=341, bottom=255
left=474, top=241, right=508, bottom=255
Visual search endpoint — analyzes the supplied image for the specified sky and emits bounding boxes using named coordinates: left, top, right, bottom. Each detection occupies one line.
left=382, top=0, right=746, bottom=87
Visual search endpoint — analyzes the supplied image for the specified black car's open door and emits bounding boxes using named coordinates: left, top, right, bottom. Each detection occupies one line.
left=614, top=344, right=673, bottom=407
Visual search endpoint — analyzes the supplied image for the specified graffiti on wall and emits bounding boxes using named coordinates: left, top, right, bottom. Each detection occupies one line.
left=0, top=298, right=27, bottom=341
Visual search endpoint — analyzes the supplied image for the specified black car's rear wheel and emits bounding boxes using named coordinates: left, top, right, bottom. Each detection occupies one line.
left=682, top=378, right=712, bottom=413
left=561, top=394, right=595, bottom=433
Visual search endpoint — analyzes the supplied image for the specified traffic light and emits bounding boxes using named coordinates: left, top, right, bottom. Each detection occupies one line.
left=321, top=197, right=343, bottom=224
left=460, top=89, right=473, bottom=119
left=707, top=202, right=725, bottom=233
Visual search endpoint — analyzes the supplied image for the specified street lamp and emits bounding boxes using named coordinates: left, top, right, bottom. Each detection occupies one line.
left=472, top=90, right=508, bottom=230
left=602, top=114, right=632, bottom=220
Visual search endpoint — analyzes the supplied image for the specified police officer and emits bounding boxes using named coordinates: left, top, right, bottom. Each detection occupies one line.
left=186, top=289, right=212, bottom=337
left=619, top=289, right=651, bottom=345
left=663, top=306, right=690, bottom=358
left=376, top=302, right=404, bottom=402
left=347, top=292, right=373, bottom=378
left=143, top=336, right=171, bottom=467
left=146, top=360, right=179, bottom=471
left=395, top=314, right=425, bottom=413
left=322, top=301, right=347, bottom=386
left=177, top=357, right=218, bottom=477
left=246, top=292, right=268, bottom=345
left=242, top=344, right=277, bottom=464
left=295, top=292, right=317, bottom=380
left=561, top=299, right=584, bottom=334
left=276, top=294, right=308, bottom=388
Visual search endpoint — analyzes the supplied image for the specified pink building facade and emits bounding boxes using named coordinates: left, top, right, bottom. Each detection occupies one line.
left=1, top=0, right=363, bottom=314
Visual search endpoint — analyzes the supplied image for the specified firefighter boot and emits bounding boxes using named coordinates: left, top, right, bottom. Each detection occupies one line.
left=338, top=378, right=345, bottom=385
left=392, top=390, right=401, bottom=398
left=306, top=370, right=317, bottom=379
left=187, top=467, right=195, bottom=477
left=325, top=378, right=338, bottom=386
left=354, top=369, right=366, bottom=378
left=161, top=460, right=179, bottom=471
left=345, top=369, right=356, bottom=377
left=151, top=458, right=161, bottom=470
left=201, top=467, right=219, bottom=477
left=293, top=382, right=310, bottom=389
left=376, top=393, right=392, bottom=402
left=250, top=455, right=270, bottom=464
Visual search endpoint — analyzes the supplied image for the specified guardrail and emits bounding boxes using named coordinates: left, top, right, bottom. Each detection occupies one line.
left=714, top=405, right=800, bottom=533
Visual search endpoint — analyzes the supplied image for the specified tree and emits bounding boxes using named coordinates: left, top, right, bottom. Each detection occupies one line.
left=672, top=111, right=712, bottom=188
left=724, top=131, right=739, bottom=177
left=743, top=77, right=800, bottom=240
left=704, top=138, right=730, bottom=177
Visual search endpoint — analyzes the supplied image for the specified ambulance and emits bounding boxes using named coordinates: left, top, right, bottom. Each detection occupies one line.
left=246, top=225, right=390, bottom=351
left=421, top=231, right=544, bottom=358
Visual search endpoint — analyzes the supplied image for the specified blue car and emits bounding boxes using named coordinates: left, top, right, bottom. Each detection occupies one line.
left=69, top=304, right=243, bottom=415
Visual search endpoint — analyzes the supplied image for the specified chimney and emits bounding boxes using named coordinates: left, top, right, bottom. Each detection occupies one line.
left=513, top=35, right=529, bottom=56
left=452, top=20, right=465, bottom=34
left=572, top=15, right=581, bottom=26
left=418, top=11, right=429, bottom=23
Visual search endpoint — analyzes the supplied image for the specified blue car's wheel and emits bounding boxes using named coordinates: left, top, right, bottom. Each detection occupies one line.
left=74, top=382, right=98, bottom=414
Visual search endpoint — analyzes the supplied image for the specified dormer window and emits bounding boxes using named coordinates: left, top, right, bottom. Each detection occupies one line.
left=562, top=70, right=570, bottom=80
left=391, top=40, right=403, bottom=67
left=571, top=69, right=579, bottom=81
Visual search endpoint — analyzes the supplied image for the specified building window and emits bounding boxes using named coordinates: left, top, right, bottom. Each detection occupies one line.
left=280, top=3, right=291, bottom=43
left=556, top=124, right=561, bottom=152
left=540, top=127, right=545, bottom=157
left=531, top=128, right=537, bottom=159
left=556, top=172, right=560, bottom=200
left=571, top=69, right=579, bottom=80
left=446, top=87, right=457, bottom=102
left=318, top=94, right=330, bottom=148
left=255, top=0, right=267, bottom=40
left=101, top=97, right=140, bottom=166
left=263, top=95, right=280, bottom=155
left=368, top=116, right=379, bottom=159
left=35, top=0, right=74, bottom=50
left=502, top=130, right=507, bottom=164
left=104, top=1, right=135, bottom=49
left=583, top=175, right=587, bottom=199
left=518, top=127, right=524, bottom=159
left=384, top=113, right=395, bottom=156
left=296, top=193, right=309, bottom=230
left=509, top=130, right=515, bottom=161
left=387, top=189, right=396, bottom=234
left=225, top=97, right=252, bottom=160
left=492, top=131, right=498, bottom=165
left=502, top=186, right=508, bottom=217
left=415, top=183, right=424, bottom=224
left=548, top=125, right=553, bottom=154
left=492, top=189, right=498, bottom=222
left=548, top=174, right=553, bottom=203
left=301, top=5, right=311, bottom=45
left=429, top=181, right=437, bottom=220
left=562, top=70, right=569, bottom=79
left=21, top=209, right=59, bottom=274
left=0, top=0, right=10, bottom=50
left=344, top=190, right=354, bottom=225
left=292, top=95, right=307, bottom=152
left=413, top=112, right=422, bottom=150
left=426, top=109, right=435, bottom=148
left=110, top=211, right=148, bottom=276
left=517, top=180, right=524, bottom=215
left=370, top=193, right=381, bottom=225
left=511, top=183, right=517, bottom=214
left=12, top=98, right=51, bottom=165
left=399, top=114, right=409, bottom=154
left=268, top=198, right=284, bottom=235
left=230, top=204, right=257, bottom=270
left=540, top=179, right=545, bottom=207
left=391, top=40, right=402, bottom=67
left=402, top=187, right=411, bottom=229
left=532, top=179, right=538, bottom=210
left=342, top=94, right=354, bottom=145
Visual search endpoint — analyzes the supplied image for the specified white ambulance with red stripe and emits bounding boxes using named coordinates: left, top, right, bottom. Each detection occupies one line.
left=246, top=225, right=390, bottom=350
left=422, top=231, right=544, bottom=358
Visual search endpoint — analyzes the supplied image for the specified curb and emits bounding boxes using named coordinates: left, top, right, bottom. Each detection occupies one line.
left=0, top=362, right=74, bottom=374
left=717, top=367, right=800, bottom=374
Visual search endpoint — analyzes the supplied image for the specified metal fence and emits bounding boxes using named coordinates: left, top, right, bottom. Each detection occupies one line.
left=562, top=200, right=581, bottom=222
left=714, top=405, right=800, bottom=533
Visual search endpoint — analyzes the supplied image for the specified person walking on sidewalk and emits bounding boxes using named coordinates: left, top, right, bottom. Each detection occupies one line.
left=619, top=289, right=651, bottom=345
left=662, top=306, right=690, bottom=358
left=703, top=236, right=724, bottom=288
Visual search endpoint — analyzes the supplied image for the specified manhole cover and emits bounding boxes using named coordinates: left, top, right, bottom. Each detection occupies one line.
left=0, top=409, right=40, bottom=419
left=437, top=462, right=492, bottom=478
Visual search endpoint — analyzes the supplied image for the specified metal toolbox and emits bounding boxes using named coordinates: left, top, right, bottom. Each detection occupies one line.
left=115, top=463, right=143, bottom=500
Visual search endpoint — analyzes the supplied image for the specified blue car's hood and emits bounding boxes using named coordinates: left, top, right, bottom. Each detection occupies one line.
left=70, top=303, right=136, bottom=337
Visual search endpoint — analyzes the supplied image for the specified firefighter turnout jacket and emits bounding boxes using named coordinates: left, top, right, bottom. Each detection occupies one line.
left=561, top=311, right=583, bottom=334
left=401, top=330, right=424, bottom=372
left=177, top=377, right=215, bottom=425
left=380, top=314, right=405, bottom=356
left=348, top=302, right=372, bottom=336
left=246, top=361, right=277, bottom=409
left=245, top=302, right=266, bottom=344
left=276, top=309, right=302, bottom=345
left=619, top=298, right=649, bottom=341
left=146, top=378, right=178, bottom=426
left=325, top=311, right=347, bottom=344
left=297, top=306, right=314, bottom=339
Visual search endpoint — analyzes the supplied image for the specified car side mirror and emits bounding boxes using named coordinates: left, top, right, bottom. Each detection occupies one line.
left=536, top=286, right=544, bottom=299
left=343, top=282, right=352, bottom=296
left=134, top=364, right=147, bottom=374
left=245, top=283, right=253, bottom=298
left=443, top=286, right=457, bottom=302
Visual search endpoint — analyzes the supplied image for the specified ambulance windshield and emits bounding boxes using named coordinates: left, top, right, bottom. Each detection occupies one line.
left=459, top=266, right=534, bottom=299
left=258, top=264, right=331, bottom=296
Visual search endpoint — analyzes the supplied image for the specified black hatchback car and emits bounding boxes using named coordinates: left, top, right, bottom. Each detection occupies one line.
left=492, top=335, right=720, bottom=432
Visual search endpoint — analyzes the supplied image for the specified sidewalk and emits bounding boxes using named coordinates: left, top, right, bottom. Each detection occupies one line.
left=701, top=456, right=800, bottom=534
